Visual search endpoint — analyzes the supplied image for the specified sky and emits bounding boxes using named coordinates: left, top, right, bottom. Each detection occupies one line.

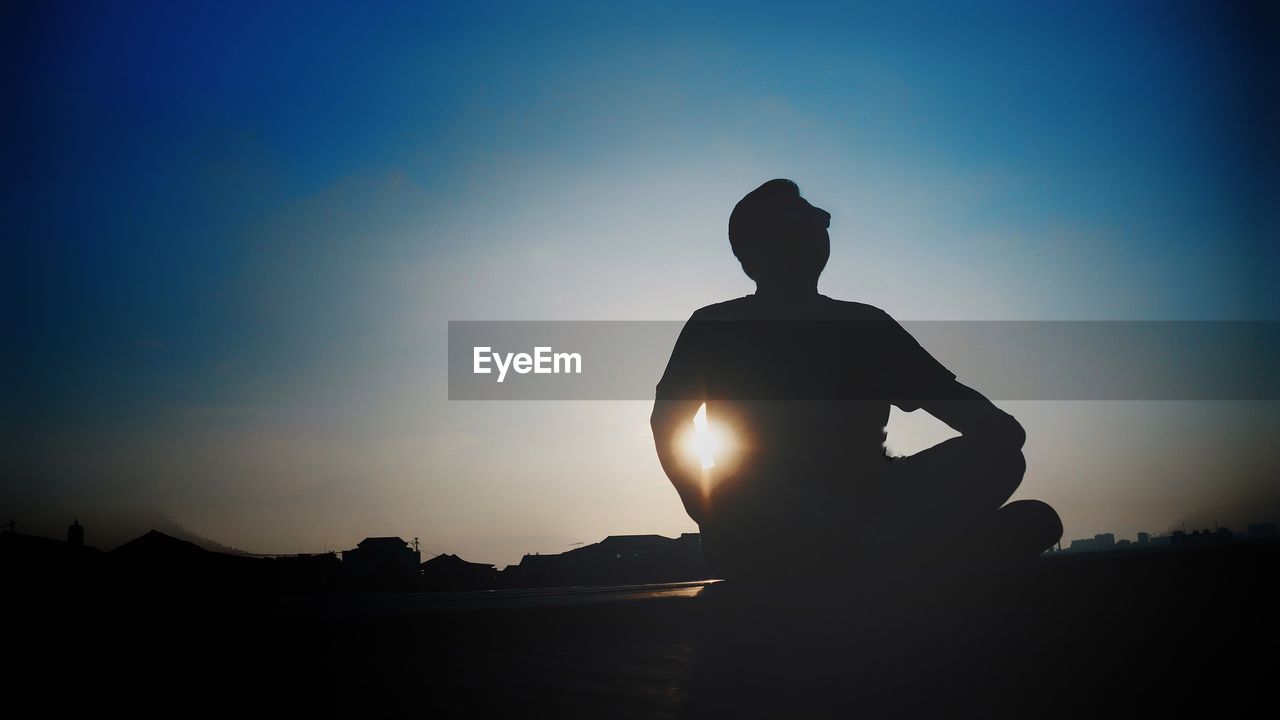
left=4, top=0, right=1278, bottom=564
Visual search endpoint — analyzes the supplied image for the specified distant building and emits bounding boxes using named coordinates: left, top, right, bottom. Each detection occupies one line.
left=1137, top=532, right=1150, bottom=545
left=272, top=552, right=344, bottom=594
left=1067, top=533, right=1118, bottom=553
left=499, top=533, right=709, bottom=589
left=67, top=518, right=84, bottom=547
left=1170, top=528, right=1234, bottom=547
left=1247, top=522, right=1277, bottom=539
left=342, top=537, right=421, bottom=578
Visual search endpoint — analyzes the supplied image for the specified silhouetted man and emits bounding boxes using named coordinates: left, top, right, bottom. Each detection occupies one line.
left=651, top=179, right=1063, bottom=583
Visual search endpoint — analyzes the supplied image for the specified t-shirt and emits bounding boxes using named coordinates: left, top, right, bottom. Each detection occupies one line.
left=654, top=293, right=958, bottom=578
left=656, top=294, right=956, bottom=414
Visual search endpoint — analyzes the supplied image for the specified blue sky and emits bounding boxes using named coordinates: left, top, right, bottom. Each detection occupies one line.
left=4, top=1, right=1277, bottom=561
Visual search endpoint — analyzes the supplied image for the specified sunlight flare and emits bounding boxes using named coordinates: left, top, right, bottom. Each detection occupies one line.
left=692, top=403, right=717, bottom=469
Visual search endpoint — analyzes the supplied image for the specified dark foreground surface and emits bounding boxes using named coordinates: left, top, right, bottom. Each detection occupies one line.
left=12, top=541, right=1278, bottom=718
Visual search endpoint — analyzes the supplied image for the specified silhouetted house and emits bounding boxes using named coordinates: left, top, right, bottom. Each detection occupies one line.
left=0, top=527, right=103, bottom=591
left=271, top=552, right=346, bottom=595
left=111, top=529, right=213, bottom=562
left=500, top=553, right=565, bottom=588
left=1247, top=522, right=1277, bottom=539
left=499, top=533, right=710, bottom=589
left=342, top=537, right=421, bottom=579
left=108, top=530, right=264, bottom=595
left=420, top=553, right=497, bottom=591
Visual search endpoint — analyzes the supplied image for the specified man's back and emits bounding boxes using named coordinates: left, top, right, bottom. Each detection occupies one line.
left=655, top=292, right=958, bottom=578
left=658, top=293, right=955, bottom=467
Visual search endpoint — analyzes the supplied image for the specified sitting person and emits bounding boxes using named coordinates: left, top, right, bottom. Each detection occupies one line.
left=650, top=179, right=1063, bottom=584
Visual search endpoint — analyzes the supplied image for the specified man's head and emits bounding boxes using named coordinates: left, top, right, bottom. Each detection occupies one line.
left=728, top=179, right=832, bottom=289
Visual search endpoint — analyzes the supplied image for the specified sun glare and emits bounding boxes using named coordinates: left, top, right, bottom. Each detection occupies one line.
left=692, top=403, right=717, bottom=469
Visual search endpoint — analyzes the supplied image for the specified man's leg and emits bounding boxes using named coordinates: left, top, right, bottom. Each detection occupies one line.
left=982, top=499, right=1064, bottom=560
left=888, top=435, right=1025, bottom=518
left=884, top=436, right=1061, bottom=561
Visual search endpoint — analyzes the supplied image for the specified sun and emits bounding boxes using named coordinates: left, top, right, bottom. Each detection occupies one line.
left=675, top=402, right=741, bottom=483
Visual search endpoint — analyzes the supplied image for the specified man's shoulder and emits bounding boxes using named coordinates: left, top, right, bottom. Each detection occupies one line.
left=685, top=295, right=896, bottom=322
left=817, top=296, right=894, bottom=321
left=687, top=295, right=757, bottom=321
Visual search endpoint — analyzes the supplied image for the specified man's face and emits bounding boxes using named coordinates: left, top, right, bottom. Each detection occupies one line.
left=781, top=196, right=831, bottom=277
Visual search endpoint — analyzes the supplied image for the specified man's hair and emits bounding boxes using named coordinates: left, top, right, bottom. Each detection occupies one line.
left=728, top=178, right=804, bottom=282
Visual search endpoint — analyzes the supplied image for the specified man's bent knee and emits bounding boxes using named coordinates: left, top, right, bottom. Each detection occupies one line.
left=1005, top=499, right=1062, bottom=555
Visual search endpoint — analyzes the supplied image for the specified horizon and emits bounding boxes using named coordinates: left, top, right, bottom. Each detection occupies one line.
left=10, top=513, right=1278, bottom=567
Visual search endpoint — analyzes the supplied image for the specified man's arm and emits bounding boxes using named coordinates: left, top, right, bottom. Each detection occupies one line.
left=650, top=399, right=711, bottom=525
left=913, top=378, right=1026, bottom=451
left=877, top=309, right=1025, bottom=451
left=651, top=310, right=715, bottom=524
